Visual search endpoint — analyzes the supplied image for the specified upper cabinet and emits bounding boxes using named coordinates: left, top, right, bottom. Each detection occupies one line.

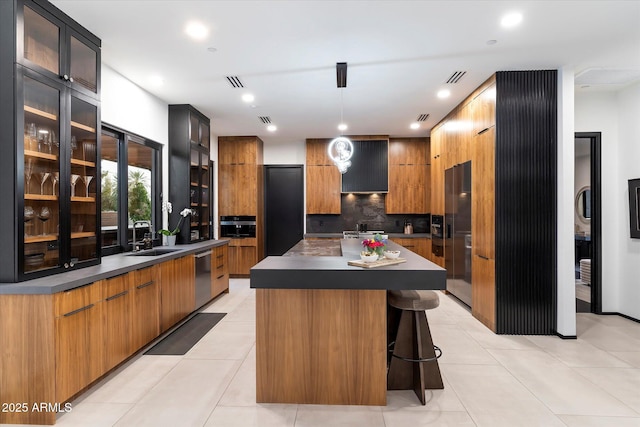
left=0, top=0, right=101, bottom=282
left=386, top=137, right=430, bottom=214
left=218, top=136, right=264, bottom=217
left=168, top=104, right=212, bottom=244
left=306, top=139, right=341, bottom=214
left=18, top=0, right=100, bottom=98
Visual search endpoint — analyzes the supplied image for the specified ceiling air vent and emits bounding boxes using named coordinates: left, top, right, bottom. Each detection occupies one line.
left=446, top=71, right=466, bottom=84
left=225, top=76, right=244, bottom=88
left=336, top=62, right=347, bottom=88
left=416, top=113, right=430, bottom=122
left=259, top=116, right=271, bottom=124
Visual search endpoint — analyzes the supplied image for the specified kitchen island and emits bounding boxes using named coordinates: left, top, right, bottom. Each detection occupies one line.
left=250, top=239, right=445, bottom=406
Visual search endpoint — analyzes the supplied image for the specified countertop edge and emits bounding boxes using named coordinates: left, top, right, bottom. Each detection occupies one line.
left=304, top=233, right=431, bottom=239
left=0, top=239, right=230, bottom=295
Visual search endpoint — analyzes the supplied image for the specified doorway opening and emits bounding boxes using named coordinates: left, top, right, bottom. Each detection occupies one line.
left=574, top=132, right=601, bottom=314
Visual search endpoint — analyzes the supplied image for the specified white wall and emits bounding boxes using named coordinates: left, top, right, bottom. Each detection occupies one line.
left=575, top=81, right=640, bottom=319
left=101, top=64, right=170, bottom=230
left=263, top=140, right=306, bottom=165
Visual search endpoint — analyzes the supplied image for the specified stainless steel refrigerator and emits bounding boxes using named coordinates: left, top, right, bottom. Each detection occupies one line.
left=445, top=161, right=472, bottom=307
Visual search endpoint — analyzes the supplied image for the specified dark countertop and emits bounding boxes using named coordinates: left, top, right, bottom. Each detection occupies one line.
left=0, top=239, right=230, bottom=295
left=251, top=239, right=445, bottom=291
left=304, top=233, right=431, bottom=239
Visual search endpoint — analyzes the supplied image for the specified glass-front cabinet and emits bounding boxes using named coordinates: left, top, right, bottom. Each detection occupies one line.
left=1, top=0, right=101, bottom=281
left=169, top=104, right=212, bottom=244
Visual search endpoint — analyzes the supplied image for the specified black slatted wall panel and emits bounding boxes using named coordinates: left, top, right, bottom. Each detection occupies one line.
left=341, top=140, right=388, bottom=193
left=495, top=70, right=557, bottom=334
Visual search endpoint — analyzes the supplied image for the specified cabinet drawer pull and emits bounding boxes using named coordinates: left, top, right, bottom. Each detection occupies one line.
left=63, top=304, right=94, bottom=317
left=478, top=255, right=490, bottom=260
left=477, top=127, right=490, bottom=135
left=216, top=263, right=224, bottom=269
left=106, top=290, right=129, bottom=301
left=216, top=255, right=224, bottom=259
left=216, top=274, right=225, bottom=280
left=195, top=251, right=210, bottom=259
left=136, top=281, right=154, bottom=290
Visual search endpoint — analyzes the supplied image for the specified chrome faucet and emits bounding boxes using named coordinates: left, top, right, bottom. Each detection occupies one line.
left=132, top=220, right=152, bottom=252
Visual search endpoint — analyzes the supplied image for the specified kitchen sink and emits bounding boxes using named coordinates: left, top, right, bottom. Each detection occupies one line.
left=127, top=248, right=181, bottom=257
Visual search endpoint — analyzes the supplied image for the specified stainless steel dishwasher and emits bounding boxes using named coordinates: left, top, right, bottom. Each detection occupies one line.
left=194, top=250, right=212, bottom=309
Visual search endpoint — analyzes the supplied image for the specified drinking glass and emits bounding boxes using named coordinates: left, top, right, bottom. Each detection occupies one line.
left=38, top=207, right=50, bottom=236
left=27, top=123, right=37, bottom=150
left=82, top=175, right=93, bottom=197
left=70, top=136, right=77, bottom=158
left=38, top=172, right=50, bottom=195
left=70, top=174, right=80, bottom=197
left=24, top=159, right=34, bottom=194
left=24, top=206, right=35, bottom=237
left=51, top=172, right=59, bottom=196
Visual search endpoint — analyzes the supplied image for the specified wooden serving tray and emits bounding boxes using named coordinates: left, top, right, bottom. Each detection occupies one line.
left=348, top=257, right=407, bottom=268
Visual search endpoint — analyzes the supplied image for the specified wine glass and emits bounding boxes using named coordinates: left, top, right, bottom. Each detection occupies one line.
left=51, top=172, right=59, bottom=196
left=50, top=130, right=58, bottom=155
left=70, top=136, right=77, bottom=158
left=38, top=206, right=50, bottom=236
left=24, top=206, right=35, bottom=237
left=82, top=175, right=93, bottom=197
left=27, top=123, right=37, bottom=150
left=24, top=159, right=34, bottom=194
left=70, top=174, right=80, bottom=197
left=38, top=172, right=50, bottom=195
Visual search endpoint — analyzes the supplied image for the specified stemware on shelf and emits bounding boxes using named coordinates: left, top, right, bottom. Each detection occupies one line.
left=24, top=205, right=34, bottom=237
left=27, top=123, right=37, bottom=151
left=51, top=172, right=59, bottom=196
left=70, top=174, right=80, bottom=197
left=24, top=158, right=34, bottom=194
left=38, top=171, right=50, bottom=195
left=82, top=175, right=93, bottom=197
left=37, top=206, right=50, bottom=236
left=70, top=136, right=77, bottom=158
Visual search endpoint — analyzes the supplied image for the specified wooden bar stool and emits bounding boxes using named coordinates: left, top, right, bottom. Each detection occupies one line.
left=387, top=289, right=444, bottom=404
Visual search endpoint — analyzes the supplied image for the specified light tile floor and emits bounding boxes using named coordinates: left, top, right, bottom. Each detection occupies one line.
left=4, top=279, right=640, bottom=427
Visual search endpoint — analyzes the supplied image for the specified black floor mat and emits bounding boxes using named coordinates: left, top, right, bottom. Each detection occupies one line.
left=144, top=313, right=226, bottom=355
left=576, top=298, right=591, bottom=313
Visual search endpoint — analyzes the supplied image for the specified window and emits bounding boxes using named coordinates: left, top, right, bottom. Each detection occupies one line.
left=100, top=125, right=162, bottom=255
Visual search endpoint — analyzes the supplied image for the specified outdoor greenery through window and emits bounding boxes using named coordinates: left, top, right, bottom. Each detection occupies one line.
left=100, top=126, right=161, bottom=254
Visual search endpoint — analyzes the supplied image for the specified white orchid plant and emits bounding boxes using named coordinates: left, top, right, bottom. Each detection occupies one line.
left=159, top=201, right=193, bottom=236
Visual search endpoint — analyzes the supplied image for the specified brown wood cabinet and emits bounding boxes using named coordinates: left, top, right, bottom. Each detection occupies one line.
left=212, top=244, right=229, bottom=297
left=228, top=238, right=257, bottom=276
left=390, top=237, right=430, bottom=259
left=159, top=255, right=195, bottom=332
left=386, top=138, right=430, bottom=214
left=306, top=139, right=341, bottom=214
left=54, top=283, right=103, bottom=403
left=472, top=126, right=495, bottom=260
left=101, top=274, right=132, bottom=372
left=131, top=266, right=160, bottom=352
left=218, top=136, right=264, bottom=276
left=0, top=243, right=226, bottom=425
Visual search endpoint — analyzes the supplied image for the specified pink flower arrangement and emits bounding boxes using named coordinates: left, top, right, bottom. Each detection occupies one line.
left=362, top=234, right=387, bottom=256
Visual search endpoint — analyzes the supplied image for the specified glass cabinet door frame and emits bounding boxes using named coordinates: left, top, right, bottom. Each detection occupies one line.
left=16, top=64, right=101, bottom=281
left=16, top=0, right=101, bottom=100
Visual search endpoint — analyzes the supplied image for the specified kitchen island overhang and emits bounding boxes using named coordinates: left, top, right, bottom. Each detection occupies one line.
left=251, top=239, right=445, bottom=406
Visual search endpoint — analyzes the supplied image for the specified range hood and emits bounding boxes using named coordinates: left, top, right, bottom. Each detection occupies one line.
left=341, top=139, right=388, bottom=193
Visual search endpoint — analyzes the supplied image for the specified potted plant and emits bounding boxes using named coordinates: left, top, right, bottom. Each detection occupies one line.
left=159, top=202, right=192, bottom=245
left=361, top=233, right=388, bottom=259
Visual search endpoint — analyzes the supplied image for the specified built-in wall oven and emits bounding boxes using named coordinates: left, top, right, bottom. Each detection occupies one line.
left=220, top=216, right=256, bottom=238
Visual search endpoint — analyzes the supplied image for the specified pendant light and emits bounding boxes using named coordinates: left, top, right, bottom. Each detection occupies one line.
left=328, top=62, right=353, bottom=174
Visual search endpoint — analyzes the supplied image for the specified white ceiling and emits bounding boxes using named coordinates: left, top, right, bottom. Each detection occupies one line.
left=50, top=0, right=640, bottom=146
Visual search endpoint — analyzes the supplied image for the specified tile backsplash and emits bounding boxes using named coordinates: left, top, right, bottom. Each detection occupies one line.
left=306, top=194, right=430, bottom=233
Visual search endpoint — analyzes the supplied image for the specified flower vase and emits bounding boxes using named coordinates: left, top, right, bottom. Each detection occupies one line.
left=166, top=235, right=177, bottom=246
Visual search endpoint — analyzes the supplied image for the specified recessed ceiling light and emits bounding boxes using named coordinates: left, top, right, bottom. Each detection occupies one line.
left=149, top=75, right=164, bottom=86
left=338, top=123, right=348, bottom=131
left=437, top=89, right=450, bottom=99
left=267, top=124, right=277, bottom=132
left=501, top=12, right=523, bottom=28
left=410, top=122, right=420, bottom=130
left=185, top=21, right=208, bottom=40
left=242, top=93, right=255, bottom=103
